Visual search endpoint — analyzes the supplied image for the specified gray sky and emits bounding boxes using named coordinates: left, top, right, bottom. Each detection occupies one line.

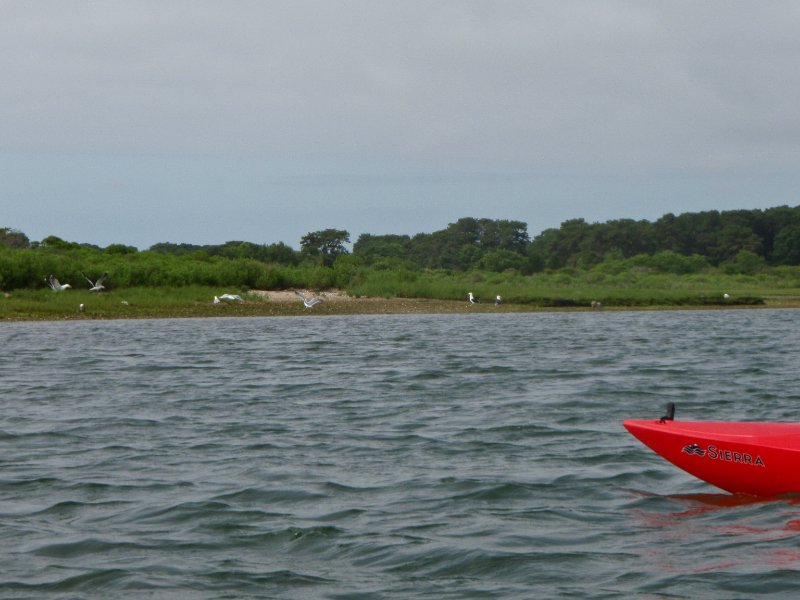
left=2, top=1, right=800, bottom=249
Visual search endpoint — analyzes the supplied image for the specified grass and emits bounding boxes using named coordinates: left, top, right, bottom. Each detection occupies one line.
left=2, top=279, right=799, bottom=321
left=348, top=267, right=800, bottom=308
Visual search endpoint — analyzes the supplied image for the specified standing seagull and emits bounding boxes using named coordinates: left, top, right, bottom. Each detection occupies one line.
left=295, top=290, right=322, bottom=309
left=83, top=272, right=107, bottom=291
left=468, top=292, right=479, bottom=304
left=495, top=295, right=502, bottom=306
left=45, top=275, right=71, bottom=291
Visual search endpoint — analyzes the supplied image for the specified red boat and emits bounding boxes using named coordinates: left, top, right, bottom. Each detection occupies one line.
left=623, top=404, right=800, bottom=496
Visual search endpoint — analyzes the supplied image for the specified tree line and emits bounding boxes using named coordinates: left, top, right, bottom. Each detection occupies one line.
left=355, top=206, right=800, bottom=273
left=2, top=205, right=800, bottom=290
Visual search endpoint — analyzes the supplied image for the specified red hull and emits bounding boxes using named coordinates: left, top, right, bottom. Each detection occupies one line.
left=623, top=419, right=800, bottom=496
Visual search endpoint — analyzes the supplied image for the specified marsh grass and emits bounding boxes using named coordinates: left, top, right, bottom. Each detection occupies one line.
left=2, top=272, right=798, bottom=321
left=2, top=287, right=266, bottom=320
left=7, top=261, right=800, bottom=320
left=347, top=268, right=792, bottom=308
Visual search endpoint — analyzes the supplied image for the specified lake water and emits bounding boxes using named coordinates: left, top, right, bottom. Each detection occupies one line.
left=2, top=309, right=800, bottom=598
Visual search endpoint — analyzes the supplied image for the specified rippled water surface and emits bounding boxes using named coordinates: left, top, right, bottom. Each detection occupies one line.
left=3, top=310, right=800, bottom=598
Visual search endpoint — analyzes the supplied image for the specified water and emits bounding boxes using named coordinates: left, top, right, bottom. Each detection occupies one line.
left=2, top=310, right=800, bottom=598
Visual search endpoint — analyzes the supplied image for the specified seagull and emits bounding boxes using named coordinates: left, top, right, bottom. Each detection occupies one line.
left=83, top=272, right=107, bottom=291
left=79, top=303, right=85, bottom=312
left=46, top=275, right=71, bottom=291
left=213, top=296, right=221, bottom=304
left=468, top=292, right=479, bottom=304
left=723, top=293, right=730, bottom=299
left=495, top=295, right=502, bottom=306
left=295, top=290, right=322, bottom=309
left=219, top=293, right=244, bottom=302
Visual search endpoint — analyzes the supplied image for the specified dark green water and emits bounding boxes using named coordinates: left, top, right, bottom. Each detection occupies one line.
left=2, top=310, right=800, bottom=598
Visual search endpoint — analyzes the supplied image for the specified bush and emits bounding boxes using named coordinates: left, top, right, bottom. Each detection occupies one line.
left=626, top=251, right=710, bottom=274
left=721, top=250, right=766, bottom=275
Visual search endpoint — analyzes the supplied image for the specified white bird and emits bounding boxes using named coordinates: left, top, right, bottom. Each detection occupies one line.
left=79, top=303, right=85, bottom=312
left=213, top=296, right=221, bottom=304
left=723, top=293, right=731, bottom=299
left=46, top=275, right=72, bottom=291
left=468, top=292, right=479, bottom=304
left=495, top=295, right=502, bottom=306
left=219, top=293, right=244, bottom=302
left=83, top=272, right=107, bottom=291
left=295, top=290, right=322, bottom=309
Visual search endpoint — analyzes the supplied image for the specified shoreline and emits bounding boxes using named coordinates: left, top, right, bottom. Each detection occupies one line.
left=2, top=291, right=799, bottom=322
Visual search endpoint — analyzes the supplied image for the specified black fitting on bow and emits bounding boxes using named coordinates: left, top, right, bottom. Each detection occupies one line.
left=659, top=402, right=675, bottom=423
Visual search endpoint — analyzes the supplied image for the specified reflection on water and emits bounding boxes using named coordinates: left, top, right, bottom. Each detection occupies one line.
left=630, top=490, right=800, bottom=578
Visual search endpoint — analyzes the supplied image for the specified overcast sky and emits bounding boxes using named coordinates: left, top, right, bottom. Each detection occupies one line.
left=2, top=1, right=800, bottom=249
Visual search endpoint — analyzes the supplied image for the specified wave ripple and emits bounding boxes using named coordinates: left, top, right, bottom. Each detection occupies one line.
left=2, top=311, right=800, bottom=598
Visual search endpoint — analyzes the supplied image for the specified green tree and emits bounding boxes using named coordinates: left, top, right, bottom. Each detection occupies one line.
left=403, top=218, right=530, bottom=271
left=0, top=228, right=30, bottom=249
left=40, top=235, right=81, bottom=251
left=479, top=219, right=530, bottom=252
left=477, top=248, right=526, bottom=272
left=261, top=242, right=300, bottom=265
left=593, top=219, right=655, bottom=259
left=529, top=219, right=593, bottom=269
left=105, top=244, right=138, bottom=255
left=773, top=224, right=800, bottom=265
left=353, top=233, right=411, bottom=265
left=148, top=242, right=203, bottom=255
left=300, top=229, right=350, bottom=267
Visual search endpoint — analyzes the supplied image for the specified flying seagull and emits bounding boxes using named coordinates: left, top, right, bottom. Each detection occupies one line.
left=468, top=292, right=479, bottom=304
left=295, top=290, right=322, bottom=309
left=45, top=275, right=71, bottom=291
left=83, top=272, right=107, bottom=291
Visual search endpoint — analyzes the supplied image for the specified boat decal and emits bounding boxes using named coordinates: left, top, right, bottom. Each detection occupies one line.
left=682, top=443, right=705, bottom=456
left=681, top=443, right=765, bottom=467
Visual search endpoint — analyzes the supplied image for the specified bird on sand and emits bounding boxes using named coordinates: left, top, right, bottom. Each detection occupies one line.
left=295, top=290, right=322, bottom=308
left=82, top=272, right=107, bottom=291
left=468, top=292, right=479, bottom=304
left=45, top=275, right=71, bottom=291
